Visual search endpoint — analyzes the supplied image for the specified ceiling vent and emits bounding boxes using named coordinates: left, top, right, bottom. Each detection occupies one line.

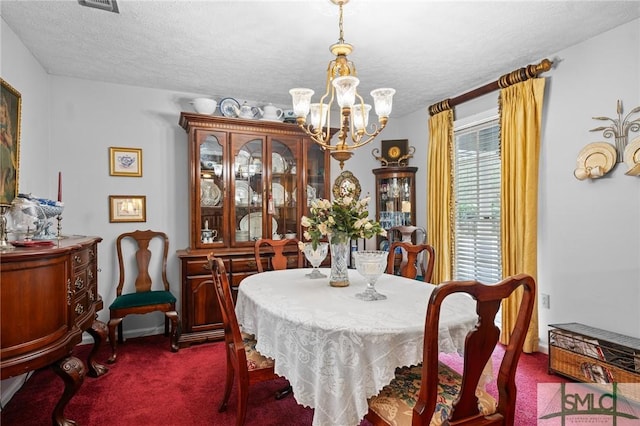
left=78, top=0, right=119, bottom=14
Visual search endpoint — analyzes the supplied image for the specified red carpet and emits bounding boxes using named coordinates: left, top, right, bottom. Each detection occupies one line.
left=1, top=335, right=566, bottom=425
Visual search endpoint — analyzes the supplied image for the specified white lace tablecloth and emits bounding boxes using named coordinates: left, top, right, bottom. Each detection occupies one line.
left=235, top=268, right=478, bottom=426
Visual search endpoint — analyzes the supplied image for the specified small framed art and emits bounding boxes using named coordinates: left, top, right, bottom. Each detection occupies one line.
left=109, top=147, right=142, bottom=177
left=109, top=195, right=146, bottom=222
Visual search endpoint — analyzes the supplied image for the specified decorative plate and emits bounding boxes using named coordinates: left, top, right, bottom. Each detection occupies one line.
left=239, top=213, right=278, bottom=238
left=272, top=182, right=286, bottom=206
left=272, top=152, right=286, bottom=174
left=235, top=181, right=253, bottom=206
left=220, top=97, right=240, bottom=118
left=623, top=136, right=640, bottom=175
left=576, top=142, right=617, bottom=176
left=234, top=149, right=251, bottom=174
left=201, top=180, right=222, bottom=206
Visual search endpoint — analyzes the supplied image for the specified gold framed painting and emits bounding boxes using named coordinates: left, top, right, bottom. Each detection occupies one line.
left=109, top=147, right=143, bottom=177
left=109, top=195, right=146, bottom=223
left=1, top=78, right=22, bottom=205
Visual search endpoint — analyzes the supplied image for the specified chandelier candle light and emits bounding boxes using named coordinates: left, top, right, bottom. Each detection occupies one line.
left=289, top=0, right=395, bottom=169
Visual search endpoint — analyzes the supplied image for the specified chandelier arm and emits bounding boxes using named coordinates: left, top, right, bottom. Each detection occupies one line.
left=351, top=127, right=386, bottom=150
left=350, top=122, right=383, bottom=143
left=299, top=122, right=333, bottom=147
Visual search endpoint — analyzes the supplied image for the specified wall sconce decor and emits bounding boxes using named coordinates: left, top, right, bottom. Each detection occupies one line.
left=589, top=100, right=640, bottom=162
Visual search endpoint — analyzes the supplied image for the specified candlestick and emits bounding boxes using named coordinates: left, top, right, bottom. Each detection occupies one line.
left=57, top=172, right=62, bottom=202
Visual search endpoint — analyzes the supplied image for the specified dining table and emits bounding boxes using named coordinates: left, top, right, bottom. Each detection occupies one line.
left=235, top=268, right=480, bottom=426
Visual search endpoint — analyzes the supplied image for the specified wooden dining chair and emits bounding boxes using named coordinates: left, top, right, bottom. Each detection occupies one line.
left=209, top=254, right=280, bottom=426
left=107, top=230, right=180, bottom=363
left=254, top=238, right=303, bottom=272
left=386, top=241, right=435, bottom=282
left=366, top=274, right=536, bottom=426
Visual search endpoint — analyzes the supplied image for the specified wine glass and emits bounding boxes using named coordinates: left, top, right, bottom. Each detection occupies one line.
left=303, top=242, right=329, bottom=279
left=355, top=250, right=388, bottom=301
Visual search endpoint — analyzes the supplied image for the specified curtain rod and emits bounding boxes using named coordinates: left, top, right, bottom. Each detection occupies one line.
left=428, top=58, right=553, bottom=116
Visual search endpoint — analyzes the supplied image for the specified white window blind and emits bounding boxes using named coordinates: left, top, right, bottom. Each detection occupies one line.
left=453, top=118, right=502, bottom=283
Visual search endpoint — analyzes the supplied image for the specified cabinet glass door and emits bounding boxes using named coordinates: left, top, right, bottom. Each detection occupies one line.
left=231, top=136, right=264, bottom=244
left=198, top=133, right=224, bottom=247
left=378, top=176, right=413, bottom=230
left=305, top=142, right=327, bottom=206
left=270, top=138, right=299, bottom=239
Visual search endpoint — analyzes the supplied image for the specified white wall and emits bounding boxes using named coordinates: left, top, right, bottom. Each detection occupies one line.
left=2, top=16, right=639, bottom=353
left=385, top=20, right=640, bottom=345
left=1, top=15, right=52, bottom=406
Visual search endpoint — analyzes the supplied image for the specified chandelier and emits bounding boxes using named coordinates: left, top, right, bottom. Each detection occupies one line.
left=289, top=0, right=395, bottom=169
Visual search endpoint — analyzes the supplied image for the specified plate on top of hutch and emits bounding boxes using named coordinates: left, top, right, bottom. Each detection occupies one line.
left=219, top=97, right=240, bottom=118
left=239, top=212, right=278, bottom=238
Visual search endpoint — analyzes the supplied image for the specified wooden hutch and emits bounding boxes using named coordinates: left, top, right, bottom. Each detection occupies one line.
left=176, top=113, right=331, bottom=346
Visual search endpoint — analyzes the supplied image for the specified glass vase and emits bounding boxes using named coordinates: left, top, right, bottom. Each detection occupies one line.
left=329, top=231, right=350, bottom=287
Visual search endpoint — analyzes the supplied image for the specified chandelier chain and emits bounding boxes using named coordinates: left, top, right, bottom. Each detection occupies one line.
left=338, top=3, right=344, bottom=44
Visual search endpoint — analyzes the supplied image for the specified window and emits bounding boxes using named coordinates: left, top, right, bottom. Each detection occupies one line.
left=453, top=115, right=502, bottom=283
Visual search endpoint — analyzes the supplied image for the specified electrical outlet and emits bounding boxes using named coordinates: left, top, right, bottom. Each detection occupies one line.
left=541, top=293, right=550, bottom=309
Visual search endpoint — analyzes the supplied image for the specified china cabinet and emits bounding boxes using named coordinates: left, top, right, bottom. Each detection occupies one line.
left=373, top=167, right=418, bottom=248
left=177, top=113, right=332, bottom=346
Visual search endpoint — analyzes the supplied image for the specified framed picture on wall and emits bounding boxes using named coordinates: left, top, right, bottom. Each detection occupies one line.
left=109, top=147, right=143, bottom=177
left=109, top=195, right=146, bottom=222
left=1, top=78, right=22, bottom=205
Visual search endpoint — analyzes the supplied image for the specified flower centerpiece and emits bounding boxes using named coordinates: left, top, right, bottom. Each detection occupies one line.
left=300, top=181, right=386, bottom=287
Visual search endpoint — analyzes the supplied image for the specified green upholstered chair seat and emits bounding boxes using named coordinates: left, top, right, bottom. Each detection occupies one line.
left=241, top=332, right=275, bottom=371
left=368, top=362, right=496, bottom=426
left=110, top=290, right=176, bottom=310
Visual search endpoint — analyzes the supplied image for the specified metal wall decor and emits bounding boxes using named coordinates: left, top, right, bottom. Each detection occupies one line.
left=574, top=100, right=640, bottom=180
left=372, top=139, right=415, bottom=167
left=590, top=100, right=640, bottom=163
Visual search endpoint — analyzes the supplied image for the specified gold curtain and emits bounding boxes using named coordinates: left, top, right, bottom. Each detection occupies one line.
left=499, top=78, right=545, bottom=353
left=427, top=109, right=454, bottom=284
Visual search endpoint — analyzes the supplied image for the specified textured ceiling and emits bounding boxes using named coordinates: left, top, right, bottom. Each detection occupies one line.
left=2, top=1, right=639, bottom=117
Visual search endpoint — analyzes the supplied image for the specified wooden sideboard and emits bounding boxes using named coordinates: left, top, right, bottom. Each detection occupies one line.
left=1, top=236, right=108, bottom=426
